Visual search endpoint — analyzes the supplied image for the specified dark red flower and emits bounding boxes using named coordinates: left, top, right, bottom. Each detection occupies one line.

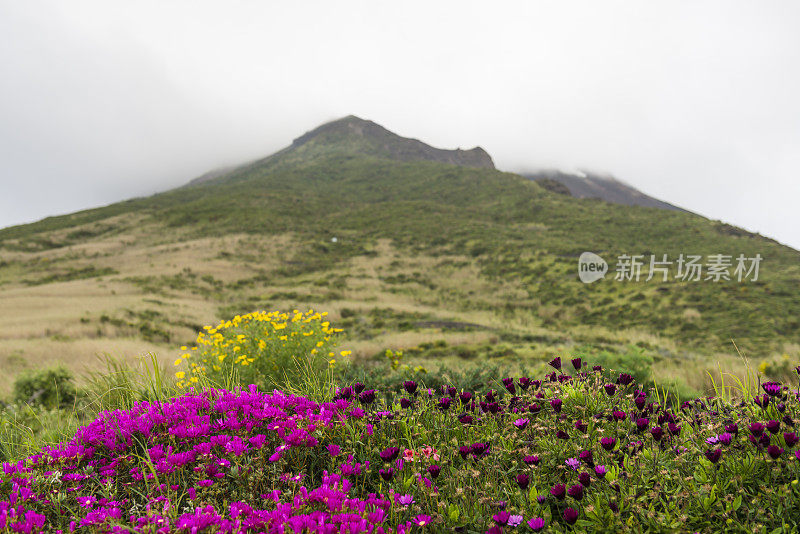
left=600, top=437, right=617, bottom=451
left=575, top=420, right=588, bottom=433
left=427, top=465, right=441, bottom=479
left=567, top=484, right=584, bottom=500
left=403, top=380, right=417, bottom=395
left=618, top=373, right=634, bottom=386
left=379, top=468, right=394, bottom=481
left=563, top=507, right=579, bottom=525
left=784, top=432, right=799, bottom=448
left=578, top=471, right=591, bottom=487
left=523, top=455, right=540, bottom=466
left=380, top=447, right=400, bottom=462
left=651, top=426, right=664, bottom=441
left=749, top=422, right=765, bottom=437
left=518, top=377, right=531, bottom=390
left=549, top=357, right=562, bottom=370
left=604, top=384, right=617, bottom=397
left=502, top=377, right=516, bottom=394
left=766, top=420, right=780, bottom=434
left=571, top=358, right=582, bottom=371
left=550, top=484, right=566, bottom=500
left=516, top=473, right=530, bottom=489
left=579, top=450, right=594, bottom=466
left=704, top=449, right=722, bottom=464
left=550, top=398, right=563, bottom=413
left=458, top=413, right=474, bottom=425
left=353, top=382, right=366, bottom=394
left=768, top=445, right=784, bottom=459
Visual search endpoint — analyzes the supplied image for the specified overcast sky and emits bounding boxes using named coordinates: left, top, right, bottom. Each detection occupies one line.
left=1, top=1, right=799, bottom=250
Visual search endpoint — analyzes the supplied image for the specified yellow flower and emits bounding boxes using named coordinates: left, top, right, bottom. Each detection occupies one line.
left=340, top=350, right=352, bottom=357
left=175, top=371, right=185, bottom=379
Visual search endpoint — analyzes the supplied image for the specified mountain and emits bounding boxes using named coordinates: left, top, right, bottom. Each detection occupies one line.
left=521, top=169, right=686, bottom=212
left=0, top=115, right=798, bottom=399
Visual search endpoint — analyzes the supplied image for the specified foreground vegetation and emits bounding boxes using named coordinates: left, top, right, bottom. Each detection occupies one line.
left=2, top=310, right=800, bottom=533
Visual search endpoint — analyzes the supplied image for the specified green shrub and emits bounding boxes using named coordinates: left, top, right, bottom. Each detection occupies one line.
left=12, top=366, right=77, bottom=409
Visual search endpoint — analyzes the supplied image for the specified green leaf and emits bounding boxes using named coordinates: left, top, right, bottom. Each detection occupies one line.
left=731, top=495, right=742, bottom=511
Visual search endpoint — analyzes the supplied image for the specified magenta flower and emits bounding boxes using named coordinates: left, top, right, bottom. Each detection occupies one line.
left=784, top=432, right=799, bottom=448
left=516, top=473, right=530, bottom=489
left=565, top=458, right=580, bottom=470
left=550, top=483, right=566, bottom=500
left=571, top=358, right=582, bottom=370
left=413, top=514, right=432, bottom=526
left=604, top=384, right=617, bottom=396
left=514, top=418, right=529, bottom=430
left=718, top=433, right=733, bottom=446
left=396, top=493, right=414, bottom=506
left=327, top=444, right=341, bottom=456
left=595, top=465, right=607, bottom=478
left=523, top=455, right=540, bottom=466
left=550, top=398, right=563, bottom=413
left=750, top=422, right=765, bottom=438
left=379, top=468, right=394, bottom=481
left=528, top=517, right=545, bottom=531
left=618, top=373, right=634, bottom=386
left=427, top=464, right=441, bottom=479
left=579, top=471, right=592, bottom=487
left=403, top=380, right=418, bottom=395
left=704, top=449, right=722, bottom=464
left=493, top=510, right=510, bottom=525
left=502, top=377, right=516, bottom=394
left=762, top=381, right=782, bottom=397
left=651, top=426, right=664, bottom=441
left=518, top=377, right=531, bottom=390
left=508, top=514, right=523, bottom=527
left=726, top=423, right=739, bottom=435
left=766, top=420, right=781, bottom=434
left=549, top=357, right=562, bottom=370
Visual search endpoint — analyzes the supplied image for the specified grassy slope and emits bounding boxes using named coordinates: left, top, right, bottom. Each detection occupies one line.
left=1, top=131, right=798, bottom=397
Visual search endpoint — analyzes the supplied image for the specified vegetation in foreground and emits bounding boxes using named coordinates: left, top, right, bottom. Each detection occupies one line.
left=2, top=310, right=800, bottom=533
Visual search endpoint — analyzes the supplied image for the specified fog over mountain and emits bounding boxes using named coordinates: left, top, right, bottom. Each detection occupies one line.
left=1, top=1, right=799, bottom=250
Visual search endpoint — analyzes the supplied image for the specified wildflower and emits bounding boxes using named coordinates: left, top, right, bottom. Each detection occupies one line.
left=354, top=382, right=366, bottom=394
left=750, top=422, right=765, bottom=438
left=767, top=420, right=781, bottom=434
left=705, top=436, right=719, bottom=445
left=403, top=380, right=418, bottom=395
left=563, top=507, right=579, bottom=525
left=718, top=433, right=733, bottom=446
left=529, top=403, right=541, bottom=414
left=493, top=511, right=510, bottom=525
left=514, top=418, right=529, bottom=430
left=574, top=419, right=588, bottom=433
left=523, top=455, right=540, bottom=466
left=578, top=471, right=592, bottom=487
left=518, top=377, right=531, bottom=390
left=704, top=449, right=722, bottom=464
left=557, top=430, right=569, bottom=440
left=550, top=483, right=566, bottom=500
left=784, top=432, right=799, bottom=448
left=438, top=397, right=452, bottom=411
left=668, top=423, right=681, bottom=436
left=327, top=444, right=341, bottom=456
left=565, top=458, right=580, bottom=470
left=359, top=389, right=376, bottom=404
left=400, top=397, right=413, bottom=409
left=427, top=465, right=441, bottom=479
left=459, top=413, right=474, bottom=425
left=604, top=384, right=617, bottom=397
left=459, top=445, right=471, bottom=459
left=549, top=357, right=562, bottom=370
left=379, top=468, right=394, bottom=481
left=725, top=423, right=739, bottom=435
left=396, top=493, right=414, bottom=507
left=459, top=391, right=473, bottom=403
left=508, top=514, right=523, bottom=527
left=768, top=445, right=784, bottom=459
left=618, top=373, right=634, bottom=386
left=528, top=517, right=545, bottom=531
left=413, top=514, right=432, bottom=526
left=636, top=417, right=650, bottom=432
left=762, top=381, right=782, bottom=397
left=380, top=447, right=400, bottom=462
left=600, top=437, right=617, bottom=451
left=516, top=473, right=530, bottom=489
left=593, top=365, right=603, bottom=372
left=403, top=449, right=415, bottom=462
left=502, top=377, right=516, bottom=394
left=567, top=484, right=584, bottom=500
left=613, top=410, right=627, bottom=421
left=571, top=357, right=582, bottom=370
left=595, top=465, right=607, bottom=478
left=579, top=450, right=594, bottom=466
left=550, top=398, right=563, bottom=413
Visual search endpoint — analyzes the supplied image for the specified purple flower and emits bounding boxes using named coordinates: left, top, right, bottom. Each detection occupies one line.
left=574, top=419, right=588, bottom=433
left=600, top=437, right=617, bottom=451
left=459, top=445, right=471, bottom=459
left=458, top=413, right=474, bottom=425
left=750, top=422, right=765, bottom=437
left=567, top=484, right=584, bottom=500
left=327, top=444, right=341, bottom=456
left=459, top=391, right=473, bottom=403
left=613, top=410, right=627, bottom=421
left=579, top=450, right=594, bottom=466
left=518, top=377, right=531, bottom=390
left=725, top=423, right=739, bottom=435
left=516, top=473, right=530, bottom=489
left=718, top=432, right=733, bottom=445
left=380, top=447, right=400, bottom=462
left=668, top=422, right=681, bottom=436
left=651, top=426, right=664, bottom=441
left=396, top=493, right=414, bottom=506
left=636, top=417, right=650, bottom=432
left=618, top=373, right=634, bottom=386
left=527, top=517, right=545, bottom=532
left=502, top=377, right=516, bottom=394
left=571, top=358, right=582, bottom=371
left=400, top=397, right=413, bottom=409
left=549, top=357, right=562, bottom=370
left=353, top=382, right=366, bottom=394
left=514, top=418, right=529, bottom=430
left=578, top=471, right=592, bottom=487
left=595, top=465, right=607, bottom=478
left=593, top=365, right=603, bottom=372
left=768, top=445, right=784, bottom=459
left=565, top=458, right=580, bottom=470
left=359, top=389, right=376, bottom=404
left=604, top=384, right=617, bottom=396
left=379, top=467, right=394, bottom=481
left=523, top=455, right=540, bottom=466
left=704, top=449, right=722, bottom=464
left=556, top=430, right=569, bottom=440
left=766, top=420, right=781, bottom=434
left=784, top=432, right=799, bottom=448
left=403, top=380, right=418, bottom=395
left=762, top=381, right=782, bottom=397
left=563, top=507, right=580, bottom=525
left=508, top=514, right=523, bottom=527
left=438, top=397, right=452, bottom=411
left=493, top=510, right=510, bottom=526
left=550, top=483, right=566, bottom=500
left=550, top=398, right=563, bottom=413
left=427, top=464, right=441, bottom=479
left=528, top=403, right=541, bottom=414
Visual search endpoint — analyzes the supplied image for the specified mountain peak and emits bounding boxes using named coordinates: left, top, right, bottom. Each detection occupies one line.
left=291, top=115, right=495, bottom=169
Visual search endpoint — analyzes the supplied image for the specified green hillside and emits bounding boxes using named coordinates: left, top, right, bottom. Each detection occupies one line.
left=1, top=116, right=798, bottom=397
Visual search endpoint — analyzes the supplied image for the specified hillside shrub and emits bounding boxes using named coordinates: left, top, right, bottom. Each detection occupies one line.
left=11, top=366, right=77, bottom=410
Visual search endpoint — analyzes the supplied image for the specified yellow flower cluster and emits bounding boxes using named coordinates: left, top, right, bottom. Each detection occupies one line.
left=174, top=309, right=347, bottom=389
